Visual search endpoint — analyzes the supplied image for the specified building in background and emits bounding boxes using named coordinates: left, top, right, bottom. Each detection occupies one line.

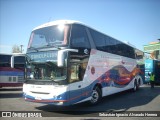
left=144, top=40, right=160, bottom=60
left=144, top=39, right=160, bottom=84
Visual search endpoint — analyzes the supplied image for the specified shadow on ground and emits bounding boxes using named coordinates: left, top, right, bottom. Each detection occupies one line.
left=0, top=87, right=23, bottom=98
left=35, top=86, right=160, bottom=116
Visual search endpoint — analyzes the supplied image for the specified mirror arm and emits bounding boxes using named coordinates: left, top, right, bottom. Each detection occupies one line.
left=11, top=56, right=14, bottom=68
left=58, top=49, right=78, bottom=67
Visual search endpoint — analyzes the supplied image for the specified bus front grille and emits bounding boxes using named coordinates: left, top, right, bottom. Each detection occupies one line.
left=30, top=91, right=50, bottom=95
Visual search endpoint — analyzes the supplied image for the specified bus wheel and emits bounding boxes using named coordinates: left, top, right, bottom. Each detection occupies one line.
left=90, top=87, right=101, bottom=105
left=137, top=79, right=141, bottom=89
left=133, top=80, right=137, bottom=92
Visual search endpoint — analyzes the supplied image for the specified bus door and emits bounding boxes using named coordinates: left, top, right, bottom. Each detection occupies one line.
left=68, top=61, right=83, bottom=103
left=68, top=49, right=89, bottom=104
left=68, top=24, right=91, bottom=103
left=68, top=51, right=91, bottom=104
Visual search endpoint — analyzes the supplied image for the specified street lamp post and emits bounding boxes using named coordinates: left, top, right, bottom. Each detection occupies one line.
left=20, top=45, right=23, bottom=53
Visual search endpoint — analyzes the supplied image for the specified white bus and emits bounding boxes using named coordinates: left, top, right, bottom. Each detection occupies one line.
left=23, top=20, right=144, bottom=106
left=0, top=53, right=25, bottom=87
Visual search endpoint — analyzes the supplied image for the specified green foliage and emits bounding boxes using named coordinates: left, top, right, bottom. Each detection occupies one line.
left=12, top=45, right=21, bottom=53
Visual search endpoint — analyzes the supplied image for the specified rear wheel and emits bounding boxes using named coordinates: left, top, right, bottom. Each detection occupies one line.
left=133, top=80, right=138, bottom=92
left=90, top=87, right=101, bottom=105
left=137, top=79, right=140, bottom=90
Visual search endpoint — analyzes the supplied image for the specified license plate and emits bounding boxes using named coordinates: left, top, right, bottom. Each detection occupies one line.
left=35, top=96, right=42, bottom=100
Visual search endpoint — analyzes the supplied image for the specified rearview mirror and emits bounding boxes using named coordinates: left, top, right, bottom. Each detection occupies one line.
left=11, top=53, right=25, bottom=68
left=58, top=49, right=78, bottom=67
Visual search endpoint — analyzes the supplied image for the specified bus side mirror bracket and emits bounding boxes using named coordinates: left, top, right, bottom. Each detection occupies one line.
left=11, top=56, right=14, bottom=68
left=58, top=49, right=78, bottom=67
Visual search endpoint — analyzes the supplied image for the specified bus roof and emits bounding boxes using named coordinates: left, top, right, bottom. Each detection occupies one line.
left=0, top=53, right=11, bottom=55
left=0, top=53, right=25, bottom=56
left=33, top=20, right=83, bottom=31
left=32, top=20, right=143, bottom=51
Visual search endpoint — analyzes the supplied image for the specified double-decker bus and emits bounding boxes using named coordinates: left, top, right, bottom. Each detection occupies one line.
left=23, top=20, right=144, bottom=106
left=0, top=53, right=25, bottom=87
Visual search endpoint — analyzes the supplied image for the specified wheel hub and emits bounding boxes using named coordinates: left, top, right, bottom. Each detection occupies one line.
left=91, top=90, right=99, bottom=103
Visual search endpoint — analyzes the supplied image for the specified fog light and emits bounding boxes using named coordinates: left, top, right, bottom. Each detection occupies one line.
left=59, top=102, right=63, bottom=104
left=57, top=95, right=62, bottom=99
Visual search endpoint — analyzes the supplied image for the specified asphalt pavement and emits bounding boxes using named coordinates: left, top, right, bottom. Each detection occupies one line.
left=0, top=85, right=160, bottom=120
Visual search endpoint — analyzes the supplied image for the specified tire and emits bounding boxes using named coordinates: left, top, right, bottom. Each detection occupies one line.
left=137, top=79, right=140, bottom=90
left=89, top=87, right=102, bottom=105
left=133, top=80, right=138, bottom=92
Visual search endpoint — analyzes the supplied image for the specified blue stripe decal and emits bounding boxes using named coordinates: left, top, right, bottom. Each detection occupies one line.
left=0, top=71, right=24, bottom=76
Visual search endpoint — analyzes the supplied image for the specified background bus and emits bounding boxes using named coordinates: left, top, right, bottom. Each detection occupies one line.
left=0, top=53, right=25, bottom=87
left=23, top=20, right=144, bottom=106
left=145, top=59, right=160, bottom=84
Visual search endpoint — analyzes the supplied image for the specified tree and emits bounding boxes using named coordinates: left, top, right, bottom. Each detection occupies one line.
left=12, top=45, right=21, bottom=53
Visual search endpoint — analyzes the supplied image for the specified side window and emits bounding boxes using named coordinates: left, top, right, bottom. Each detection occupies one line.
left=127, top=46, right=135, bottom=59
left=70, top=24, right=90, bottom=49
left=69, top=62, right=87, bottom=83
left=117, top=43, right=124, bottom=56
left=89, top=28, right=136, bottom=59
left=90, top=29, right=118, bottom=53
left=70, top=64, right=84, bottom=81
left=14, top=56, right=25, bottom=68
left=90, top=29, right=106, bottom=51
left=117, top=43, right=135, bottom=59
left=115, top=40, right=122, bottom=55
left=0, top=55, right=11, bottom=67
left=105, top=36, right=117, bottom=54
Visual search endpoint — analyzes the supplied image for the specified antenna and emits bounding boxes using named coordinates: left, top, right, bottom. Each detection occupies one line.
left=20, top=45, right=24, bottom=53
left=48, top=17, right=52, bottom=22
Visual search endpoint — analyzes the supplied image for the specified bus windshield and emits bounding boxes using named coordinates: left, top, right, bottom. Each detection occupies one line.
left=28, top=24, right=70, bottom=48
left=27, top=61, right=67, bottom=82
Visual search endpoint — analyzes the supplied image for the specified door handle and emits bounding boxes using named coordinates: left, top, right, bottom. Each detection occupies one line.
left=78, top=85, right=81, bottom=88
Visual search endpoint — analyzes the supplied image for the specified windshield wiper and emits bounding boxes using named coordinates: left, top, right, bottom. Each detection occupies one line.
left=46, top=77, right=66, bottom=82
left=26, top=54, right=33, bottom=63
left=28, top=47, right=39, bottom=52
left=43, top=44, right=61, bottom=50
left=44, top=77, right=59, bottom=83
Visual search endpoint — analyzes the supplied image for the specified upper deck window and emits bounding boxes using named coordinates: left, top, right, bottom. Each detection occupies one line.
left=28, top=24, right=70, bottom=48
left=70, top=24, right=90, bottom=49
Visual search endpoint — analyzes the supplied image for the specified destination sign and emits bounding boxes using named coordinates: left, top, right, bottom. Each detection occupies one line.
left=27, top=50, right=57, bottom=62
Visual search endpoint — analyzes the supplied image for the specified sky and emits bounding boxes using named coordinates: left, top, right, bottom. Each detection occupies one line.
left=0, top=0, right=160, bottom=53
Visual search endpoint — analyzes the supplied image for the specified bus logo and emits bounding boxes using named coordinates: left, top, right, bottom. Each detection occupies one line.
left=2, top=112, right=11, bottom=117
left=84, top=49, right=89, bottom=54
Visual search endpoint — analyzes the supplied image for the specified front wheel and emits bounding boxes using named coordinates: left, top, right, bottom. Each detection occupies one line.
left=89, top=87, right=101, bottom=105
